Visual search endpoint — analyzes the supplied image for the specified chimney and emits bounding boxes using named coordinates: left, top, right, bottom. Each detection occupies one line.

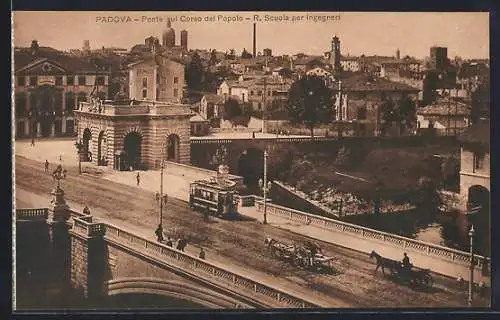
left=253, top=23, right=256, bottom=59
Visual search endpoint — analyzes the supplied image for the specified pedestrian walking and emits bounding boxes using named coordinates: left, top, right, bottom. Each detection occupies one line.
left=136, top=172, right=140, bottom=186
left=155, top=224, right=164, bottom=242
left=31, top=137, right=35, bottom=146
left=176, top=238, right=186, bottom=252
left=59, top=155, right=62, bottom=161
left=199, top=248, right=205, bottom=260
left=252, top=132, right=255, bottom=139
left=44, top=160, right=49, bottom=173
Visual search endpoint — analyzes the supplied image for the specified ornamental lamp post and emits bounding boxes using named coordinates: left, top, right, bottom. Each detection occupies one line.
left=468, top=224, right=476, bottom=307
left=258, top=150, right=272, bottom=225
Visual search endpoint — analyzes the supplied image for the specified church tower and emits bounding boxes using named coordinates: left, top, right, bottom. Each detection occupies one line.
left=162, top=19, right=176, bottom=48
left=330, top=35, right=342, bottom=75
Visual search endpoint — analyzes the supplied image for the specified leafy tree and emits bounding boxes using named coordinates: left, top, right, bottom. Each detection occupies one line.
left=209, top=49, right=217, bottom=66
left=286, top=75, right=334, bottom=138
left=241, top=48, right=252, bottom=59
left=186, top=52, right=204, bottom=91
left=412, top=176, right=442, bottom=219
left=379, top=99, right=397, bottom=135
left=223, top=98, right=242, bottom=119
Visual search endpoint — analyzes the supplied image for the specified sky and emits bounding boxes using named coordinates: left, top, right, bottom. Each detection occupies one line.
left=12, top=11, right=490, bottom=59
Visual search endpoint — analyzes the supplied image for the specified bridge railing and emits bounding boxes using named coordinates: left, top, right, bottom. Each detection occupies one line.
left=103, top=222, right=318, bottom=308
left=15, top=208, right=49, bottom=221
left=72, top=216, right=107, bottom=238
left=255, top=200, right=490, bottom=274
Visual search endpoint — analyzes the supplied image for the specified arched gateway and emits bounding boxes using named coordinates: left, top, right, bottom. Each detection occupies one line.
left=74, top=99, right=192, bottom=170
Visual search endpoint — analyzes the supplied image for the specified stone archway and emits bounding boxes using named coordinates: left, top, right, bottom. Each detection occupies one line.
left=166, top=134, right=180, bottom=163
left=37, top=85, right=55, bottom=137
left=467, top=185, right=490, bottom=214
left=97, top=131, right=107, bottom=166
left=237, top=148, right=264, bottom=187
left=123, top=131, right=142, bottom=170
left=82, top=128, right=92, bottom=162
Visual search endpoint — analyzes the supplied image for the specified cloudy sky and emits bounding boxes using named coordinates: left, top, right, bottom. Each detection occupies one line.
left=13, top=11, right=489, bottom=59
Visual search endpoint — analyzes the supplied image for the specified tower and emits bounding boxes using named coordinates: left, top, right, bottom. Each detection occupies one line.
left=253, top=23, right=257, bottom=59
left=330, top=36, right=342, bottom=74
left=162, top=19, right=176, bottom=48
left=83, top=40, right=90, bottom=52
left=180, top=30, right=188, bottom=51
left=396, top=48, right=401, bottom=60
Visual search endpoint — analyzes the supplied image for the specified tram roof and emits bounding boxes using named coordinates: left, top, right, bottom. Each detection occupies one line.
left=191, top=179, right=234, bottom=191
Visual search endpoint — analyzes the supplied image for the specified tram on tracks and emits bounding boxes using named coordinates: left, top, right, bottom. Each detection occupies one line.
left=189, top=177, right=239, bottom=218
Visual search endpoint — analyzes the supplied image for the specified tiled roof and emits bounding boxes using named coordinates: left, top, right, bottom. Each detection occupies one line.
left=14, top=48, right=108, bottom=74
left=338, top=74, right=419, bottom=92
left=203, top=94, right=224, bottom=104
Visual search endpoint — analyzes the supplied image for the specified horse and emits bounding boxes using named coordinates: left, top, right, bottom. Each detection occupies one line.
left=369, top=250, right=400, bottom=276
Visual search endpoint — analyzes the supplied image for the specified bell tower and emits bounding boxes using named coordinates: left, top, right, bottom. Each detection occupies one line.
left=330, top=35, right=342, bottom=75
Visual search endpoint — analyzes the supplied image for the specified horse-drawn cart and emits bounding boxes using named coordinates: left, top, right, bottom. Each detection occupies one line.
left=369, top=250, right=434, bottom=288
left=265, top=237, right=335, bottom=273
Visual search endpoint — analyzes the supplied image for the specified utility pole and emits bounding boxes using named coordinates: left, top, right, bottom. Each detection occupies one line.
left=262, top=77, right=267, bottom=134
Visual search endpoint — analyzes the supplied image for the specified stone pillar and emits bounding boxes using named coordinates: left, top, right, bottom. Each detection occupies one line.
left=24, top=121, right=30, bottom=137
left=51, top=122, right=56, bottom=137
left=62, top=116, right=67, bottom=135
left=69, top=216, right=107, bottom=303
left=46, top=186, right=71, bottom=292
left=37, top=122, right=42, bottom=138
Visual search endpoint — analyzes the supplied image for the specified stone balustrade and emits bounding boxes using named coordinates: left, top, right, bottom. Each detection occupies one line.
left=101, top=222, right=317, bottom=308
left=16, top=208, right=49, bottom=221
left=255, top=200, right=490, bottom=275
left=72, top=216, right=106, bottom=238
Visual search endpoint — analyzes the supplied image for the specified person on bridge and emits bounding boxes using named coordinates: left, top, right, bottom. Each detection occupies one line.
left=136, top=172, right=141, bottom=186
left=155, top=224, right=164, bottom=242
left=31, top=136, right=35, bottom=147
left=199, top=247, right=205, bottom=260
left=166, top=237, right=173, bottom=247
left=83, top=206, right=91, bottom=215
left=45, top=160, right=49, bottom=173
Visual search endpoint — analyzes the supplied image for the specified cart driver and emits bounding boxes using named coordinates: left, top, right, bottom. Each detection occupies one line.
left=401, top=252, right=411, bottom=271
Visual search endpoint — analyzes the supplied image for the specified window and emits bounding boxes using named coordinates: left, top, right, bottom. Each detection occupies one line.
left=242, top=93, right=245, bottom=101
left=77, top=92, right=87, bottom=104
left=142, top=77, right=148, bottom=88
left=17, top=76, right=25, bottom=86
left=173, top=89, right=178, bottom=97
left=357, top=106, right=367, bottom=120
left=268, top=90, right=271, bottom=96
left=174, top=77, right=178, bottom=84
left=55, top=76, right=63, bottom=86
left=258, top=102, right=262, bottom=110
left=156, top=88, right=160, bottom=100
left=258, top=90, right=262, bottom=96
left=29, top=76, right=37, bottom=86
left=78, top=76, right=86, bottom=85
left=96, top=76, right=105, bottom=86
left=473, top=152, right=485, bottom=171
left=250, top=90, right=254, bottom=96
left=142, top=89, right=147, bottom=98
left=67, top=76, right=75, bottom=85
left=156, top=72, right=160, bottom=83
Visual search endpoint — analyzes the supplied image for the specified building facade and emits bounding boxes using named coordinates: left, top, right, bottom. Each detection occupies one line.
left=14, top=44, right=110, bottom=139
left=128, top=55, right=185, bottom=103
left=74, top=99, right=193, bottom=170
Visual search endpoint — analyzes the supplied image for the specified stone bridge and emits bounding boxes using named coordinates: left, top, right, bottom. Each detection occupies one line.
left=15, top=206, right=319, bottom=309
left=189, top=135, right=460, bottom=184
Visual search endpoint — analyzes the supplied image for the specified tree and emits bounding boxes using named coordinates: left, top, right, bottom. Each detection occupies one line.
left=412, top=176, right=442, bottom=219
left=241, top=48, right=252, bottom=59
left=223, top=98, right=242, bottom=119
left=379, top=99, right=397, bottom=135
left=286, top=75, right=334, bottom=138
left=471, top=79, right=490, bottom=125
left=186, top=52, right=204, bottom=91
left=209, top=49, right=217, bottom=66
left=396, top=95, right=417, bottom=134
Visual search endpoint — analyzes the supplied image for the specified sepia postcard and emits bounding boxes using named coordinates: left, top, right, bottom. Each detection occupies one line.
left=12, top=11, right=491, bottom=310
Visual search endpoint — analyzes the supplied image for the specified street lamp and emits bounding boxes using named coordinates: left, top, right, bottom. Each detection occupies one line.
left=468, top=224, right=476, bottom=307
left=258, top=150, right=272, bottom=225
left=52, top=164, right=67, bottom=190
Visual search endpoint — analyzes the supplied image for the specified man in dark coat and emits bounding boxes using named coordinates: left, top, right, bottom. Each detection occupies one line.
left=155, top=224, right=164, bottom=242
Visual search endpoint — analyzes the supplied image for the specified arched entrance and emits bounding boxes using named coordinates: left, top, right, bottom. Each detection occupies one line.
left=237, top=148, right=264, bottom=186
left=124, top=132, right=142, bottom=170
left=38, top=85, right=54, bottom=137
left=166, top=134, right=180, bottom=162
left=82, top=128, right=92, bottom=162
left=97, top=131, right=107, bottom=166
left=467, top=185, right=490, bottom=214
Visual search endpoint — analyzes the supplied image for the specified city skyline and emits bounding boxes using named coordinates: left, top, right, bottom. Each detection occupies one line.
left=13, top=11, right=489, bottom=59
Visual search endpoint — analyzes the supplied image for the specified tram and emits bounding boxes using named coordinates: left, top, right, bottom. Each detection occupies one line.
left=189, top=178, right=238, bottom=218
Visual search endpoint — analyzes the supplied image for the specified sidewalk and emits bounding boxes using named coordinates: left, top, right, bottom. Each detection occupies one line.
left=238, top=205, right=489, bottom=285
left=15, top=187, right=347, bottom=308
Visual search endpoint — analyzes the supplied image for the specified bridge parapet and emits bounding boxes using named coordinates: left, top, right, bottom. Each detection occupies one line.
left=255, top=200, right=491, bottom=279
left=16, top=208, right=49, bottom=221
left=104, top=222, right=318, bottom=308
left=72, top=216, right=106, bottom=238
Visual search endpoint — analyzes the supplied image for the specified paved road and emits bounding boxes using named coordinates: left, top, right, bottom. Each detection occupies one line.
left=15, top=155, right=488, bottom=308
